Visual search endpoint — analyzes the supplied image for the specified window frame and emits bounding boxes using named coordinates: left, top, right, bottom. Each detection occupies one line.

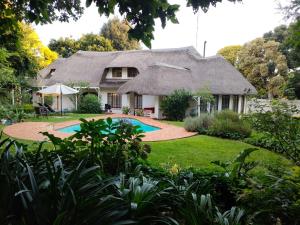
left=134, top=94, right=143, bottom=109
left=222, top=95, right=230, bottom=110
left=107, top=93, right=122, bottom=108
left=127, top=68, right=138, bottom=78
left=112, top=68, right=122, bottom=78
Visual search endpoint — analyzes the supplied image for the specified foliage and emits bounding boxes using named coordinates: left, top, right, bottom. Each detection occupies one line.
left=237, top=38, right=288, bottom=98
left=0, top=48, right=16, bottom=88
left=248, top=100, right=300, bottom=163
left=1, top=0, right=242, bottom=48
left=161, top=89, right=192, bottom=121
left=284, top=71, right=300, bottom=99
left=122, top=106, right=130, bottom=115
left=100, top=17, right=141, bottom=51
left=48, top=37, right=79, bottom=58
left=217, top=45, right=242, bottom=66
left=184, top=115, right=214, bottom=134
left=42, top=117, right=150, bottom=175
left=212, top=148, right=258, bottom=182
left=0, top=105, right=29, bottom=122
left=20, top=22, right=58, bottom=69
left=78, top=94, right=102, bottom=114
left=49, top=34, right=114, bottom=57
left=208, top=110, right=251, bottom=140
left=22, top=104, right=34, bottom=113
left=135, top=109, right=144, bottom=116
left=264, top=22, right=300, bottom=70
left=239, top=166, right=300, bottom=225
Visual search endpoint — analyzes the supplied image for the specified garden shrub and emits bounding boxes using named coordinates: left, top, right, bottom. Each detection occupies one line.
left=161, top=89, right=191, bottom=121
left=122, top=106, right=130, bottom=114
left=184, top=114, right=214, bottom=134
left=248, top=100, right=300, bottom=163
left=78, top=94, right=102, bottom=113
left=22, top=103, right=34, bottom=113
left=208, top=110, right=252, bottom=139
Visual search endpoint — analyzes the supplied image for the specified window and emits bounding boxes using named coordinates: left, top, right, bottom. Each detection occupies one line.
left=200, top=99, right=208, bottom=113
left=222, top=95, right=230, bottom=110
left=112, top=68, right=122, bottom=78
left=233, top=95, right=239, bottom=112
left=212, top=95, right=219, bottom=112
left=134, top=95, right=143, bottom=109
left=45, top=69, right=56, bottom=79
left=240, top=96, right=245, bottom=114
left=107, top=93, right=122, bottom=108
left=128, top=68, right=138, bottom=78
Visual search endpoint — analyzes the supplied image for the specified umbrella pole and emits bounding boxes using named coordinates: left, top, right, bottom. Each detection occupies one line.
left=60, top=85, right=63, bottom=116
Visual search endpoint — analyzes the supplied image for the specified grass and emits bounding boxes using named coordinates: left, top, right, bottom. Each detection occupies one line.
left=147, top=135, right=292, bottom=172
left=159, top=120, right=184, bottom=127
left=25, top=113, right=101, bottom=123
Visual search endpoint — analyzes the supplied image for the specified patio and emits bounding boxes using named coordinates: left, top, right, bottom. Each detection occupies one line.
left=3, top=114, right=196, bottom=142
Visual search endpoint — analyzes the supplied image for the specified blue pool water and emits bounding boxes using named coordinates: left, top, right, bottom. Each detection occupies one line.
left=58, top=118, right=160, bottom=133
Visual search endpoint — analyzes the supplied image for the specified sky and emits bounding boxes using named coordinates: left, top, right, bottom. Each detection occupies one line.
left=34, top=0, right=289, bottom=56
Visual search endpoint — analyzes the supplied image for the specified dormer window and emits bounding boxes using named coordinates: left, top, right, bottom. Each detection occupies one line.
left=112, top=68, right=122, bottom=78
left=128, top=68, right=138, bottom=78
left=45, top=69, right=56, bottom=79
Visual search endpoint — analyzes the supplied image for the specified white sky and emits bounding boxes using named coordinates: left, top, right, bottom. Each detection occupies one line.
left=34, top=0, right=289, bottom=56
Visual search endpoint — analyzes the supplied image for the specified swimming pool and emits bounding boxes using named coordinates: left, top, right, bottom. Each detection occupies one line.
left=57, top=118, right=160, bottom=133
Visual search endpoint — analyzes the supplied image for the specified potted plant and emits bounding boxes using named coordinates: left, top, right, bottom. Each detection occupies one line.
left=122, top=106, right=130, bottom=115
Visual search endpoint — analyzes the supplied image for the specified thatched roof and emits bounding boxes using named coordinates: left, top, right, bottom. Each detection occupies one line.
left=36, top=46, right=257, bottom=95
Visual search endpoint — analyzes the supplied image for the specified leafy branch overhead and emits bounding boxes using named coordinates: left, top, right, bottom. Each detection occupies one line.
left=2, top=0, right=242, bottom=48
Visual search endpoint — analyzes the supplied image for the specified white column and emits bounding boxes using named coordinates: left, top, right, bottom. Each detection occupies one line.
left=218, top=95, right=222, bottom=112
left=154, top=96, right=160, bottom=119
left=238, top=95, right=243, bottom=114
left=207, top=102, right=211, bottom=114
left=197, top=96, right=201, bottom=117
left=75, top=95, right=78, bottom=110
left=42, top=94, right=44, bottom=104
left=229, top=95, right=234, bottom=110
left=244, top=96, right=248, bottom=114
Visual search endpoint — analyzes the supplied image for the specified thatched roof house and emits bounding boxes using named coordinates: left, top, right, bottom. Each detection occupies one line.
left=36, top=46, right=256, bottom=118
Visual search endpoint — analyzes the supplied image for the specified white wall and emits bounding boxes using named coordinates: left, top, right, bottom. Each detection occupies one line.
left=247, top=99, right=300, bottom=114
left=142, top=95, right=156, bottom=108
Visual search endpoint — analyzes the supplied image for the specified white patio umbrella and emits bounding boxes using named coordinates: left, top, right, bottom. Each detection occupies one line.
left=37, top=83, right=79, bottom=116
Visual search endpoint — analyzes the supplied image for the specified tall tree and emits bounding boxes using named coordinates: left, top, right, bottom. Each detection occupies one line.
left=237, top=38, right=288, bottom=98
left=1, top=0, right=242, bottom=48
left=48, top=37, right=79, bottom=58
left=49, top=34, right=114, bottom=58
left=264, top=23, right=300, bottom=69
left=20, top=23, right=58, bottom=69
left=100, top=18, right=140, bottom=51
left=217, top=45, right=241, bottom=66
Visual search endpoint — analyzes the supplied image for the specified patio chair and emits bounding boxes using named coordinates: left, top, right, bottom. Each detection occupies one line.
left=44, top=103, right=56, bottom=113
left=105, top=104, right=112, bottom=113
left=34, top=106, right=48, bottom=118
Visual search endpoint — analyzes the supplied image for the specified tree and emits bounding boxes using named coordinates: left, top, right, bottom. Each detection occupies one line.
left=100, top=18, right=141, bottom=51
left=285, top=72, right=300, bottom=99
left=1, top=0, right=242, bottom=48
left=237, top=38, right=288, bottom=98
left=217, top=45, right=241, bottom=66
left=49, top=34, right=114, bottom=57
left=77, top=33, right=114, bottom=52
left=20, top=23, right=58, bottom=69
left=0, top=48, right=16, bottom=88
left=264, top=23, right=300, bottom=69
left=48, top=37, right=79, bottom=58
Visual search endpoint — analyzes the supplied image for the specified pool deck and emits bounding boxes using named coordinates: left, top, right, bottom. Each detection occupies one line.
left=3, top=114, right=196, bottom=142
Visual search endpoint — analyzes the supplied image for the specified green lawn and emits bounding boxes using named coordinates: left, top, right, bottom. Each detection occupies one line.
left=25, top=113, right=101, bottom=123
left=159, top=120, right=184, bottom=127
left=147, top=135, right=292, bottom=172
